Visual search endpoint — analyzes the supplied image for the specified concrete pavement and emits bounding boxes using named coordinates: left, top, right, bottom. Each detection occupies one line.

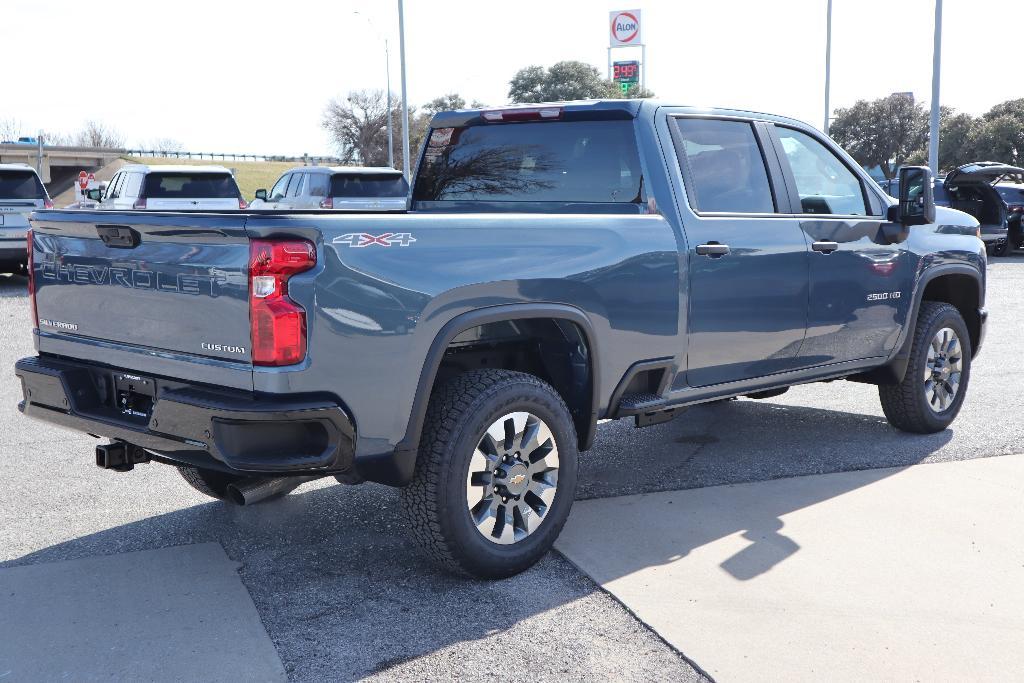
left=557, top=455, right=1024, bottom=681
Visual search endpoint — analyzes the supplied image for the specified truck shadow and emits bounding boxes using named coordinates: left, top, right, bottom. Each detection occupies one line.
left=2, top=399, right=952, bottom=679
left=0, top=272, right=28, bottom=297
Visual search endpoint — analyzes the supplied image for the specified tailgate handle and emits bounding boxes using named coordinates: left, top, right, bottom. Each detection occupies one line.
left=96, top=225, right=140, bottom=248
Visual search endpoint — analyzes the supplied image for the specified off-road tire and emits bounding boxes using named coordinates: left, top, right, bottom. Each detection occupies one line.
left=177, top=465, right=244, bottom=501
left=993, top=239, right=1011, bottom=257
left=879, top=301, right=971, bottom=433
left=400, top=369, right=579, bottom=579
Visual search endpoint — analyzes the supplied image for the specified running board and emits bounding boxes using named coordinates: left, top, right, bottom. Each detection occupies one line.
left=617, top=392, right=686, bottom=428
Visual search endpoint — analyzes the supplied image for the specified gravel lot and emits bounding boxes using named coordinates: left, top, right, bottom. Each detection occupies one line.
left=2, top=254, right=1020, bottom=681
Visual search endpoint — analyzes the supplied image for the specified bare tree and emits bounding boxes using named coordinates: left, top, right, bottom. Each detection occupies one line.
left=0, top=118, right=24, bottom=141
left=138, top=137, right=185, bottom=153
left=323, top=89, right=427, bottom=170
left=39, top=130, right=73, bottom=146
left=74, top=120, right=125, bottom=148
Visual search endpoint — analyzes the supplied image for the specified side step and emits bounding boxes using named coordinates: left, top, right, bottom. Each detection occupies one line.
left=617, top=392, right=685, bottom=428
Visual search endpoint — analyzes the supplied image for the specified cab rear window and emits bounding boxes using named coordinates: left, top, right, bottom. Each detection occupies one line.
left=142, top=173, right=240, bottom=198
left=0, top=171, right=45, bottom=199
left=330, top=174, right=408, bottom=198
left=412, top=120, right=643, bottom=204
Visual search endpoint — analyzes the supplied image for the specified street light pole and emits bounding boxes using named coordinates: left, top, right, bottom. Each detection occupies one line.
left=398, top=0, right=411, bottom=180
left=354, top=11, right=393, bottom=168
left=823, top=0, right=833, bottom=136
left=928, top=0, right=943, bottom=175
left=385, top=39, right=394, bottom=169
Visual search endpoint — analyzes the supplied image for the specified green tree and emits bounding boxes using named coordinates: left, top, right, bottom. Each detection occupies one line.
left=906, top=106, right=979, bottom=171
left=830, top=94, right=927, bottom=179
left=508, top=60, right=654, bottom=103
left=968, top=98, right=1024, bottom=165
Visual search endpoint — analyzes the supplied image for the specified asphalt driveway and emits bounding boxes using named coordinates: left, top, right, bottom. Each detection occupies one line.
left=2, top=254, right=1022, bottom=680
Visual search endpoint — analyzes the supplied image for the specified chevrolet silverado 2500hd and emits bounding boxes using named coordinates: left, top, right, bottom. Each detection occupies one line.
left=16, top=100, right=987, bottom=578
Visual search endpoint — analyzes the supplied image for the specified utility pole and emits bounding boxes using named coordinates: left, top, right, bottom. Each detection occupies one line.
left=823, top=0, right=833, bottom=136
left=398, top=0, right=411, bottom=180
left=928, top=0, right=943, bottom=175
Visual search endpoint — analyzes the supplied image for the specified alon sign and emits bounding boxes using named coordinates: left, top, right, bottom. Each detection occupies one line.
left=609, top=9, right=642, bottom=47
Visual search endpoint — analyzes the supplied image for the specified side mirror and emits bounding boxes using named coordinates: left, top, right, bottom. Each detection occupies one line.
left=254, top=189, right=267, bottom=201
left=890, top=166, right=936, bottom=225
left=85, top=188, right=103, bottom=201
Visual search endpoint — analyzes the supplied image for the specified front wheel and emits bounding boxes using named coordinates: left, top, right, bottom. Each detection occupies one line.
left=400, top=369, right=579, bottom=579
left=879, top=301, right=971, bottom=433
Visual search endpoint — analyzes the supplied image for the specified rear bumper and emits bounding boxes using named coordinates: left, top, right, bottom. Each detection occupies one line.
left=15, top=355, right=355, bottom=476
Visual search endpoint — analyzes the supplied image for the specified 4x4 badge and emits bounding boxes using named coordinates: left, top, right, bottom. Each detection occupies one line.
left=333, top=233, right=416, bottom=248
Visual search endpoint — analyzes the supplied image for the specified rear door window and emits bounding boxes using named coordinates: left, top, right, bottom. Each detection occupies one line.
left=672, top=118, right=776, bottom=214
left=413, top=120, right=642, bottom=204
left=142, top=173, right=240, bottom=198
left=774, top=127, right=868, bottom=216
left=307, top=173, right=329, bottom=197
left=331, top=174, right=408, bottom=198
left=0, top=170, right=45, bottom=199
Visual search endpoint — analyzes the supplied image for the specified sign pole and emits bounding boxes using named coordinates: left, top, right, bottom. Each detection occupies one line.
left=398, top=0, right=410, bottom=181
left=641, top=44, right=646, bottom=93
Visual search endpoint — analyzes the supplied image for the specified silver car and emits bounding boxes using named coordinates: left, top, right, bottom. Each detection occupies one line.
left=252, top=166, right=408, bottom=211
left=0, top=164, right=51, bottom=272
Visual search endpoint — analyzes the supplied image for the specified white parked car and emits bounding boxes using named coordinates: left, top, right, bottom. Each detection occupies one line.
left=0, top=163, right=52, bottom=272
left=87, top=164, right=246, bottom=210
left=251, top=166, right=408, bottom=211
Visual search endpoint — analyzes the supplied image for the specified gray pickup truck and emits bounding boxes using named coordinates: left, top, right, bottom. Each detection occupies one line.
left=17, top=100, right=987, bottom=578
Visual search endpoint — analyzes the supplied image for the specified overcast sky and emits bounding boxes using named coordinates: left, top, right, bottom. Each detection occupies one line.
left=4, top=0, right=1020, bottom=156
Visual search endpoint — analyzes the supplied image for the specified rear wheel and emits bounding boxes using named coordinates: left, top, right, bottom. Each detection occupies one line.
left=879, top=302, right=971, bottom=433
left=400, top=369, right=578, bottom=579
left=177, top=466, right=244, bottom=501
left=993, top=239, right=1011, bottom=257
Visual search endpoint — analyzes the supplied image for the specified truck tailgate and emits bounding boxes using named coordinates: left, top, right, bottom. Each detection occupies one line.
left=30, top=211, right=252, bottom=370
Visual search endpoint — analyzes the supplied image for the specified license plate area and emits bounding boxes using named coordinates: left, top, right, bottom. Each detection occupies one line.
left=112, top=372, right=156, bottom=421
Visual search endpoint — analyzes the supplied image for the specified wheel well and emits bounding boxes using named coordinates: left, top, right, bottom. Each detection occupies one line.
left=921, top=274, right=981, bottom=354
left=434, top=318, right=594, bottom=449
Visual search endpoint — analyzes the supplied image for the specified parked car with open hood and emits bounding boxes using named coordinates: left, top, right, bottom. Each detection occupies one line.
left=879, top=161, right=1023, bottom=256
left=87, top=164, right=247, bottom=211
left=251, top=166, right=408, bottom=211
left=0, top=164, right=51, bottom=272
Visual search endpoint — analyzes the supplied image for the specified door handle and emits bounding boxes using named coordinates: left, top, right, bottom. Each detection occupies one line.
left=811, top=241, right=839, bottom=254
left=695, top=243, right=730, bottom=257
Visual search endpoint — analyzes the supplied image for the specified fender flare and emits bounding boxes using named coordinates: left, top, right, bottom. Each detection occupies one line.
left=360, top=303, right=601, bottom=487
left=868, top=263, right=983, bottom=384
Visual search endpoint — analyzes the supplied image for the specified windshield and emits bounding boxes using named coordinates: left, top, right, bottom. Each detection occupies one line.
left=0, top=170, right=45, bottom=199
left=330, top=174, right=408, bottom=198
left=412, top=120, right=643, bottom=204
left=142, top=172, right=240, bottom=198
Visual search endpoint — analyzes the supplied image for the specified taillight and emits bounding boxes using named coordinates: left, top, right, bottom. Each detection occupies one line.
left=27, top=229, right=38, bottom=330
left=133, top=197, right=147, bottom=210
left=238, top=198, right=248, bottom=210
left=319, top=197, right=334, bottom=209
left=249, top=239, right=316, bottom=366
left=481, top=107, right=562, bottom=122
left=42, top=198, right=53, bottom=209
